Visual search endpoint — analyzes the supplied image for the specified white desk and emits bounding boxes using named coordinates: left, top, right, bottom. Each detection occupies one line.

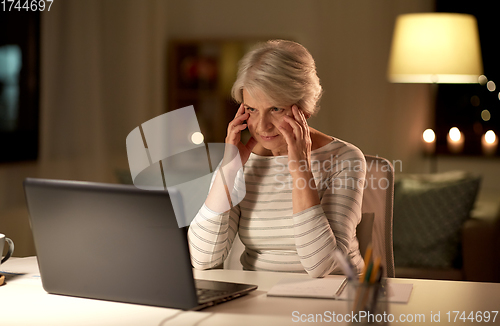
left=1, top=257, right=499, bottom=325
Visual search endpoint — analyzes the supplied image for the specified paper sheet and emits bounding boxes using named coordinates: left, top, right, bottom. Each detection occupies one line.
left=267, top=278, right=346, bottom=299
left=379, top=283, right=413, bottom=303
left=267, top=277, right=413, bottom=303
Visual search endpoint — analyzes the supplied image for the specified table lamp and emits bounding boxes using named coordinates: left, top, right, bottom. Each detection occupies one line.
left=387, top=13, right=483, bottom=84
left=387, top=13, right=483, bottom=166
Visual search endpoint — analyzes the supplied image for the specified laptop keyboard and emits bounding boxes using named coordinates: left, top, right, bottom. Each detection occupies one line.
left=196, top=288, right=231, bottom=302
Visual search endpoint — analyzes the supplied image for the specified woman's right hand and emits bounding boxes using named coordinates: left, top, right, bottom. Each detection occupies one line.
left=225, top=104, right=257, bottom=165
left=205, top=104, right=255, bottom=213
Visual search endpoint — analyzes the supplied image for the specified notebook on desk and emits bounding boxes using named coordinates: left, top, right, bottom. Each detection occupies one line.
left=23, top=178, right=257, bottom=310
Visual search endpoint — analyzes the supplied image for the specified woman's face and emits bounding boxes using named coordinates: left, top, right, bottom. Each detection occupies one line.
left=242, top=89, right=292, bottom=155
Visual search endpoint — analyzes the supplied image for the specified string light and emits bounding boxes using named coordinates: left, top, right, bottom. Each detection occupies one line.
left=470, top=95, right=480, bottom=106
left=481, top=110, right=491, bottom=121
left=487, top=81, right=496, bottom=92
left=478, top=75, right=488, bottom=85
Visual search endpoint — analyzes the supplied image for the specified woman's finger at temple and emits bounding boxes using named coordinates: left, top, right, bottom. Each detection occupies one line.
left=234, top=103, right=245, bottom=118
left=292, top=105, right=307, bottom=130
left=228, top=112, right=248, bottom=132
left=228, top=122, right=246, bottom=138
left=283, top=114, right=303, bottom=140
left=298, top=109, right=310, bottom=138
left=297, top=106, right=308, bottom=128
left=294, top=106, right=311, bottom=140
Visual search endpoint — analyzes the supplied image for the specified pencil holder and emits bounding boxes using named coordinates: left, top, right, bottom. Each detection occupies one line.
left=347, top=280, right=388, bottom=325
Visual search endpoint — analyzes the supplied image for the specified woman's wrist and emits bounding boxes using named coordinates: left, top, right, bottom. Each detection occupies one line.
left=287, top=156, right=311, bottom=174
left=290, top=170, right=315, bottom=188
left=288, top=160, right=312, bottom=177
left=290, top=169, right=320, bottom=213
left=220, top=159, right=242, bottom=178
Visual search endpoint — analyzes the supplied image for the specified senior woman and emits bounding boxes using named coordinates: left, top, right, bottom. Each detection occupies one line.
left=188, top=40, right=366, bottom=278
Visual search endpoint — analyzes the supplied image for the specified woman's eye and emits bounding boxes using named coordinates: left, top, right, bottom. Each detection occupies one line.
left=271, top=107, right=284, bottom=112
left=245, top=107, right=255, bottom=113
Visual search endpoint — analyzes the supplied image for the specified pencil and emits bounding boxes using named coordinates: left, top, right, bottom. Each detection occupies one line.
left=359, top=244, right=372, bottom=282
left=353, top=259, right=373, bottom=312
left=369, top=266, right=384, bottom=312
left=370, top=257, right=381, bottom=284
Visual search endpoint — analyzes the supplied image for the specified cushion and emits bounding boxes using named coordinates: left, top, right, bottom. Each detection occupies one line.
left=393, top=171, right=481, bottom=269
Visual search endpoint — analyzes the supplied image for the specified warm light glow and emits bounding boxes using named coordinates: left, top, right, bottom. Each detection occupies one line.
left=485, top=130, right=496, bottom=144
left=449, top=127, right=461, bottom=142
left=190, top=132, right=204, bottom=145
left=481, top=110, right=491, bottom=121
left=387, top=13, right=483, bottom=83
left=482, top=130, right=498, bottom=156
left=423, top=129, right=436, bottom=143
left=487, top=81, right=496, bottom=92
left=478, top=75, right=488, bottom=85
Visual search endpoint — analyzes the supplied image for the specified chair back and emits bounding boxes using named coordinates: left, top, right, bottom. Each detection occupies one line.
left=357, top=155, right=395, bottom=278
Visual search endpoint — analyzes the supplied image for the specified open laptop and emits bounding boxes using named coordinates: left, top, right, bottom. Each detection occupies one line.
left=23, top=178, right=257, bottom=310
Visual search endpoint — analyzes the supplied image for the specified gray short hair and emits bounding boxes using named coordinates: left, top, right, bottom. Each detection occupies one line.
left=231, top=40, right=323, bottom=116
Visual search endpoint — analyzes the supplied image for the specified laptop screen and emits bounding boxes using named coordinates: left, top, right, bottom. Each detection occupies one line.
left=24, top=178, right=200, bottom=309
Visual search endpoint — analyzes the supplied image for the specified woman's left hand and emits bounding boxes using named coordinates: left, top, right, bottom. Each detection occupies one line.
left=278, top=105, right=312, bottom=175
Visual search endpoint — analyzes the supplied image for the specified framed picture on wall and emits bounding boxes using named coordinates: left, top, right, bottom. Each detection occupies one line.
left=168, top=39, right=265, bottom=144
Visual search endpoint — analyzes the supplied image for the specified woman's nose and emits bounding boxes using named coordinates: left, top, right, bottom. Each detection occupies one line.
left=256, top=113, right=274, bottom=131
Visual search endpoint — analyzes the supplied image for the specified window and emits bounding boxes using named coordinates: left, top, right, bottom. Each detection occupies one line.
left=435, top=1, right=500, bottom=156
left=0, top=11, right=40, bottom=162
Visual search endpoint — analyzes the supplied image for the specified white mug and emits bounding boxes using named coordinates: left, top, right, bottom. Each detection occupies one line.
left=0, top=233, right=14, bottom=265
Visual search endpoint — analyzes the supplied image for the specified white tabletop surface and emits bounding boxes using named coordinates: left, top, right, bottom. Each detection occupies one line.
left=1, top=257, right=499, bottom=325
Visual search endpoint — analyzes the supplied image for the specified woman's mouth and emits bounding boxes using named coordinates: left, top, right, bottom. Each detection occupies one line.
left=260, top=135, right=279, bottom=141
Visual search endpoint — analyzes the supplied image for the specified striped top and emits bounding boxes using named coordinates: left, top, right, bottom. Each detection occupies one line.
left=188, top=138, right=366, bottom=278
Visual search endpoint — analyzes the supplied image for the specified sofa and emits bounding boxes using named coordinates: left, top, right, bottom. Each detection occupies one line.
left=393, top=171, right=500, bottom=282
